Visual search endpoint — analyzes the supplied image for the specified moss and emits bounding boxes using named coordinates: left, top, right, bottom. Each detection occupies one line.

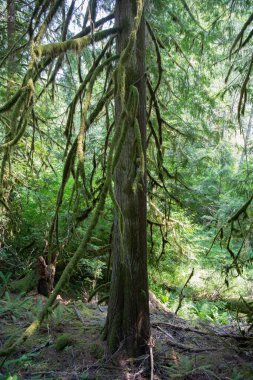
left=0, top=89, right=22, bottom=114
left=54, top=333, right=74, bottom=351
left=120, top=0, right=144, bottom=66
left=35, top=28, right=117, bottom=59
left=89, top=343, right=104, bottom=359
left=107, top=314, right=122, bottom=353
left=76, top=54, right=118, bottom=188
left=74, top=301, right=93, bottom=317
left=132, top=119, right=145, bottom=193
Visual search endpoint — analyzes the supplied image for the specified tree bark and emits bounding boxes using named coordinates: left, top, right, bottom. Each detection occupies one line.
left=0, top=0, right=16, bottom=241
left=105, top=0, right=150, bottom=356
left=7, top=0, right=16, bottom=76
left=239, top=105, right=253, bottom=168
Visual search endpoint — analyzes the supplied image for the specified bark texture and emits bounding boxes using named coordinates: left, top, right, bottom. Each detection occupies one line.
left=7, top=0, right=16, bottom=75
left=0, top=0, right=16, bottom=241
left=105, top=0, right=150, bottom=355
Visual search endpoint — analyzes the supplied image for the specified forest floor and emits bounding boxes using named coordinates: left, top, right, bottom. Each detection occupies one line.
left=0, top=292, right=253, bottom=380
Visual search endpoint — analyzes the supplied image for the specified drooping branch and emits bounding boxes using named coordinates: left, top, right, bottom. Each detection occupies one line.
left=207, top=194, right=253, bottom=275
left=64, top=37, right=115, bottom=144
left=175, top=268, right=194, bottom=315
left=47, top=88, right=114, bottom=256
left=230, top=12, right=253, bottom=56
left=146, top=21, right=163, bottom=96
left=34, top=0, right=64, bottom=43
left=228, top=194, right=253, bottom=223
left=237, top=53, right=253, bottom=125
left=76, top=55, right=118, bottom=182
left=0, top=81, right=34, bottom=151
left=179, top=0, right=206, bottom=32
left=43, top=0, right=76, bottom=89
left=0, top=14, right=116, bottom=117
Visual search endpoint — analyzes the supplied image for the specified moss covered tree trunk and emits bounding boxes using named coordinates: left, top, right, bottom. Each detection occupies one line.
left=105, top=0, right=150, bottom=355
left=0, top=0, right=16, bottom=240
left=7, top=0, right=16, bottom=73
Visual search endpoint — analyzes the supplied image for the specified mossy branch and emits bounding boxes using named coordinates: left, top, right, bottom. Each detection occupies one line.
left=77, top=55, right=118, bottom=179
left=0, top=90, right=22, bottom=114
left=32, top=0, right=64, bottom=45
left=64, top=37, right=115, bottom=144
left=35, top=28, right=118, bottom=59
left=0, top=80, right=34, bottom=151
left=88, top=282, right=110, bottom=302
left=48, top=89, right=113, bottom=257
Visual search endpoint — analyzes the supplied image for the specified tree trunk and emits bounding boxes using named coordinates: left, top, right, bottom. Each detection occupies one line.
left=7, top=0, right=16, bottom=76
left=0, top=0, right=16, bottom=241
left=105, top=0, right=150, bottom=355
left=239, top=105, right=253, bottom=168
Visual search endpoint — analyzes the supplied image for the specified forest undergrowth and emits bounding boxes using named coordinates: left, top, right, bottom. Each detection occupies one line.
left=1, top=289, right=253, bottom=380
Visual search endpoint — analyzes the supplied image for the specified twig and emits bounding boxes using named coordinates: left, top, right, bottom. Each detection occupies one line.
left=175, top=268, right=194, bottom=315
left=32, top=340, right=53, bottom=353
left=153, top=322, right=251, bottom=340
left=25, top=371, right=80, bottom=377
left=154, top=325, right=219, bottom=352
left=148, top=336, right=156, bottom=380
left=133, top=369, right=145, bottom=379
left=72, top=305, right=86, bottom=326
left=152, top=322, right=207, bottom=335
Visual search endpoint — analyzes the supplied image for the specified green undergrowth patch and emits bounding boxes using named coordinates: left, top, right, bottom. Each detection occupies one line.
left=160, top=353, right=253, bottom=380
left=0, top=294, right=107, bottom=379
left=54, top=333, right=74, bottom=351
left=149, top=226, right=253, bottom=324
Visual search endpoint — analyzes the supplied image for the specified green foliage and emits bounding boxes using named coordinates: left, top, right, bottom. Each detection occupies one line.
left=0, top=271, right=11, bottom=288
left=80, top=373, right=89, bottom=380
left=0, top=292, right=32, bottom=320
left=49, top=303, right=69, bottom=326
left=54, top=333, right=74, bottom=351
left=1, top=352, right=39, bottom=378
left=190, top=301, right=231, bottom=324
left=164, top=356, right=221, bottom=379
left=89, top=343, right=104, bottom=359
left=226, top=368, right=244, bottom=380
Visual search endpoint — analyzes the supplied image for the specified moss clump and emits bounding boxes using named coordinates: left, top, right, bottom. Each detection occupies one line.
left=89, top=343, right=104, bottom=359
left=54, top=333, right=74, bottom=351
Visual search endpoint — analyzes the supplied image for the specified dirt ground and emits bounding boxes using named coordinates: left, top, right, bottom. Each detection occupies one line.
left=0, top=292, right=253, bottom=380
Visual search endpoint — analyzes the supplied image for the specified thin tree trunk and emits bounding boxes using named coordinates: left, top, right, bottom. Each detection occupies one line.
left=239, top=105, right=253, bottom=168
left=7, top=0, right=16, bottom=77
left=105, top=0, right=150, bottom=356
